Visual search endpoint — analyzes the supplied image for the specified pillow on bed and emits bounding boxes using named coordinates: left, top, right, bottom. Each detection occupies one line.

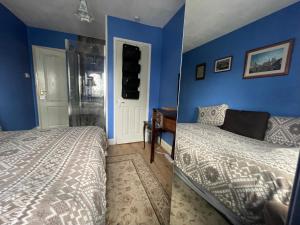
left=265, top=116, right=300, bottom=147
left=221, top=109, right=270, bottom=140
left=197, top=104, right=229, bottom=126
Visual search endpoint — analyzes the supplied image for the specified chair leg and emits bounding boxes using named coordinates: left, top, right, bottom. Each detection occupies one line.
left=151, top=127, right=156, bottom=163
left=171, top=133, right=176, bottom=160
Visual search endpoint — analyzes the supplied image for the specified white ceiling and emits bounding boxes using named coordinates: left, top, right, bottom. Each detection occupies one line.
left=0, top=0, right=184, bottom=40
left=183, top=0, right=299, bottom=52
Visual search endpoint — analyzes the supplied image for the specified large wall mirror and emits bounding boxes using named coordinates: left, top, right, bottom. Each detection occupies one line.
left=171, top=1, right=300, bottom=225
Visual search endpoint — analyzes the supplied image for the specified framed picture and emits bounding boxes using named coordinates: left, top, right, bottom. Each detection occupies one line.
left=243, top=39, right=294, bottom=79
left=196, top=63, right=206, bottom=80
left=214, top=56, right=232, bottom=72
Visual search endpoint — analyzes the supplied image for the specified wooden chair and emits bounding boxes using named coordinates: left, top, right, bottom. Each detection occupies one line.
left=143, top=121, right=162, bottom=149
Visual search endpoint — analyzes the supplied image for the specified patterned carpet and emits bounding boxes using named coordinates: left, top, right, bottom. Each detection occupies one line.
left=106, top=153, right=170, bottom=225
left=170, top=174, right=230, bottom=225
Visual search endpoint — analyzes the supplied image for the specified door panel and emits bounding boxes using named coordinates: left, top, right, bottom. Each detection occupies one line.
left=44, top=55, right=68, bottom=102
left=47, top=106, right=68, bottom=128
left=34, top=46, right=69, bottom=129
left=115, top=40, right=150, bottom=144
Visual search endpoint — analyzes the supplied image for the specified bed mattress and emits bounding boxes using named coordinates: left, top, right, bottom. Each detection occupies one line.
left=175, top=123, right=299, bottom=225
left=0, top=126, right=107, bottom=225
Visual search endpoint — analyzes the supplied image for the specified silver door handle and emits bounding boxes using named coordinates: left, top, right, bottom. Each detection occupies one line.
left=117, top=100, right=125, bottom=106
left=40, top=90, right=47, bottom=95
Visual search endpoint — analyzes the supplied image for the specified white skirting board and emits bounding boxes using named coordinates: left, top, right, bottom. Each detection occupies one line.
left=108, top=137, right=172, bottom=153
left=108, top=139, right=116, bottom=145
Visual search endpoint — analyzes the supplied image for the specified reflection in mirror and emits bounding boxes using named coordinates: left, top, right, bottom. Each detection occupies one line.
left=0, top=0, right=187, bottom=224
left=171, top=1, right=300, bottom=225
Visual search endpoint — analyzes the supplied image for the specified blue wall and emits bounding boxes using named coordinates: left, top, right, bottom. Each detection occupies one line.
left=26, top=27, right=78, bottom=125
left=107, top=16, right=163, bottom=139
left=107, top=9, right=185, bottom=140
left=27, top=27, right=77, bottom=49
left=159, top=6, right=185, bottom=108
left=159, top=6, right=185, bottom=145
left=1, top=3, right=184, bottom=136
left=179, top=2, right=300, bottom=123
left=0, top=4, right=35, bottom=130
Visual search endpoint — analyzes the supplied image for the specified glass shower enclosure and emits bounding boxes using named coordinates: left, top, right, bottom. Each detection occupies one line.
left=66, top=36, right=106, bottom=130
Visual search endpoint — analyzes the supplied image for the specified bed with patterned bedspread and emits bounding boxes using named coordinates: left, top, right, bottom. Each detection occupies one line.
left=0, top=126, right=107, bottom=225
left=175, top=123, right=299, bottom=225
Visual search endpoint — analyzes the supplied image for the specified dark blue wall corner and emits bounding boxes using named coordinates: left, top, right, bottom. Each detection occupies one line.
left=0, top=4, right=35, bottom=130
left=159, top=6, right=185, bottom=145
left=107, top=16, right=163, bottom=139
left=179, top=2, right=300, bottom=123
left=26, top=27, right=78, bottom=126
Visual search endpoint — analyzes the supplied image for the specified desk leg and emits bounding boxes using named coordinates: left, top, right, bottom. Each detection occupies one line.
left=150, top=127, right=156, bottom=163
left=171, top=133, right=176, bottom=160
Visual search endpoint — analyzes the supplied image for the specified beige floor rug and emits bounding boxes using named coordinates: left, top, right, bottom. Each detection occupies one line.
left=170, top=174, right=230, bottom=225
left=106, top=153, right=170, bottom=225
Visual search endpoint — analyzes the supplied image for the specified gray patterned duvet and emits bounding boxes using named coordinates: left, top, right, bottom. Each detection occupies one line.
left=0, top=126, right=107, bottom=225
left=175, top=123, right=299, bottom=225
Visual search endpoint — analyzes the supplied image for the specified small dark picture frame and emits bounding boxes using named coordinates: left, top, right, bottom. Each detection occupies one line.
left=196, top=63, right=206, bottom=80
left=214, top=56, right=233, bottom=73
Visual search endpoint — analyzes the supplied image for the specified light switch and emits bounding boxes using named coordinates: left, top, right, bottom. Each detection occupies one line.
left=24, top=73, right=30, bottom=79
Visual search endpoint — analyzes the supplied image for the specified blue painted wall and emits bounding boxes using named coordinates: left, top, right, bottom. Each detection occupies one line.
left=179, top=2, right=300, bottom=123
left=26, top=27, right=78, bottom=125
left=107, top=16, right=163, bottom=139
left=27, top=27, right=77, bottom=50
left=159, top=6, right=185, bottom=145
left=107, top=9, right=185, bottom=140
left=0, top=4, right=35, bottom=130
left=159, top=6, right=185, bottom=108
left=1, top=3, right=184, bottom=137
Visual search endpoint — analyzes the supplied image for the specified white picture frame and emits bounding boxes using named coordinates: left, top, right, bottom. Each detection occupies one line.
left=214, top=56, right=232, bottom=73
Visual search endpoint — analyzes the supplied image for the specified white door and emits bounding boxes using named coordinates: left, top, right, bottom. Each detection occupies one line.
left=33, top=46, right=69, bottom=129
left=114, top=39, right=151, bottom=144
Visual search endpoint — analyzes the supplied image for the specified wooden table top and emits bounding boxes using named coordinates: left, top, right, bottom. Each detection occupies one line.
left=156, top=108, right=177, bottom=120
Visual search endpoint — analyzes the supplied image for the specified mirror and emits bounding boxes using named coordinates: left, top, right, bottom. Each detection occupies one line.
left=171, top=1, right=300, bottom=225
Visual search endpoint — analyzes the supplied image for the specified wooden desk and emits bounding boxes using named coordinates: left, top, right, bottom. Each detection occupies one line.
left=150, top=108, right=177, bottom=163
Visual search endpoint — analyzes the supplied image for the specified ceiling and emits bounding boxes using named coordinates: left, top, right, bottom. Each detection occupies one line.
left=0, top=0, right=184, bottom=40
left=183, top=0, right=299, bottom=52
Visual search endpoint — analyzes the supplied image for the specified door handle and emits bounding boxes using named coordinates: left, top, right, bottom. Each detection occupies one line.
left=40, top=90, right=47, bottom=95
left=117, top=99, right=125, bottom=106
left=40, top=90, right=47, bottom=100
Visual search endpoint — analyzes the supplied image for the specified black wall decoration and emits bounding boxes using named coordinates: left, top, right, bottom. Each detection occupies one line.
left=122, top=44, right=141, bottom=99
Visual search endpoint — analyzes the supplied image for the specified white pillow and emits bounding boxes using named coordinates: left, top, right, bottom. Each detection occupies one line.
left=197, top=104, right=229, bottom=126
left=265, top=116, right=300, bottom=147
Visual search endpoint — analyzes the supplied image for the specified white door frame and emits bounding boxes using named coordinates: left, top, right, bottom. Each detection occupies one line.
left=32, top=45, right=67, bottom=128
left=113, top=37, right=152, bottom=144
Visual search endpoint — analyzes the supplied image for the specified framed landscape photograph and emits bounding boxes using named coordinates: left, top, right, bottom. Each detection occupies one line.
left=243, top=39, right=294, bottom=79
left=195, top=63, right=206, bottom=80
left=214, top=56, right=232, bottom=72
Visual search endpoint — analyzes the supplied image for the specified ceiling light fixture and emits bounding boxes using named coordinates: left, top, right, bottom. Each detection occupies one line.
left=75, top=0, right=94, bottom=23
